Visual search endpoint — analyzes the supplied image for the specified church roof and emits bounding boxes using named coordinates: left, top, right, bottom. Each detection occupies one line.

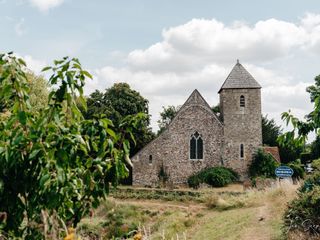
left=218, top=60, right=261, bottom=93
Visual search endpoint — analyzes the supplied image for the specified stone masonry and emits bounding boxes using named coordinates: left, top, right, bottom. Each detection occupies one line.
left=132, top=61, right=262, bottom=186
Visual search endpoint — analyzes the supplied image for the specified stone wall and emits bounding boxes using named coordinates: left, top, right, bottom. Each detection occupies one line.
left=220, top=88, right=262, bottom=178
left=132, top=90, right=224, bottom=186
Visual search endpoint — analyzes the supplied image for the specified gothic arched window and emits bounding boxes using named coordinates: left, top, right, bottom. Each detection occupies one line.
left=240, top=95, right=245, bottom=107
left=190, top=131, right=203, bottom=160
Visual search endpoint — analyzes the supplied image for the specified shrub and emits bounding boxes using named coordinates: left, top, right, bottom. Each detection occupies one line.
left=288, top=160, right=305, bottom=180
left=312, top=159, right=320, bottom=172
left=187, top=174, right=202, bottom=189
left=300, top=152, right=312, bottom=164
left=187, top=167, right=238, bottom=188
left=284, top=172, right=320, bottom=237
left=249, top=148, right=280, bottom=178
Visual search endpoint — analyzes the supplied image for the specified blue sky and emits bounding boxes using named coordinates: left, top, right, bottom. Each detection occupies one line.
left=1, top=0, right=320, bottom=136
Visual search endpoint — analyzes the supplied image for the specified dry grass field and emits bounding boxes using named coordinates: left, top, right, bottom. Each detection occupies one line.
left=77, top=182, right=299, bottom=240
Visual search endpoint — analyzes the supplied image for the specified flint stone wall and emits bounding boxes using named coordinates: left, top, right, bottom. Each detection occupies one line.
left=220, top=88, right=262, bottom=178
left=132, top=93, right=224, bottom=186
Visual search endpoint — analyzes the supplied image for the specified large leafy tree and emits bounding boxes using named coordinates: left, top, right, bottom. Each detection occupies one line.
left=262, top=115, right=281, bottom=146
left=262, top=115, right=302, bottom=163
left=0, top=53, right=141, bottom=239
left=27, top=72, right=49, bottom=112
left=85, top=83, right=154, bottom=156
left=278, top=75, right=320, bottom=149
left=311, top=136, right=320, bottom=160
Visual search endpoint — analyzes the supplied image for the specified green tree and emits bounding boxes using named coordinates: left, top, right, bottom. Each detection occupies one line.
left=27, top=72, right=49, bottom=112
left=262, top=115, right=281, bottom=146
left=310, top=136, right=320, bottom=160
left=85, top=83, right=155, bottom=156
left=249, top=148, right=280, bottom=178
left=278, top=75, right=320, bottom=149
left=0, top=53, right=142, bottom=238
left=262, top=115, right=302, bottom=163
left=157, top=105, right=180, bottom=135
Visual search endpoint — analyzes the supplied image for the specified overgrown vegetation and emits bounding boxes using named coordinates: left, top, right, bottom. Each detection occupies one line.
left=187, top=167, right=238, bottom=188
left=249, top=148, right=280, bottom=179
left=0, top=53, right=144, bottom=239
left=280, top=74, right=320, bottom=239
left=284, top=173, right=320, bottom=238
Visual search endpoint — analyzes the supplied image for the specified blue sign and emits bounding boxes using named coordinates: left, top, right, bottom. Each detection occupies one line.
left=275, top=166, right=294, bottom=178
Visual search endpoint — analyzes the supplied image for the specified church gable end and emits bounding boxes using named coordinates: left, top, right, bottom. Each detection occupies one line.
left=132, top=89, right=223, bottom=186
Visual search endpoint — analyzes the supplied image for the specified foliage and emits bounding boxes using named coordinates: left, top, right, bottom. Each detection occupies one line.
left=157, top=105, right=180, bottom=135
left=287, top=160, right=305, bottom=180
left=312, top=159, right=320, bottom=172
left=300, top=152, right=312, bottom=164
left=310, top=136, right=320, bottom=160
left=158, top=164, right=169, bottom=183
left=249, top=148, right=280, bottom=179
left=278, top=75, right=320, bottom=148
left=84, top=83, right=155, bottom=156
left=262, top=115, right=282, bottom=147
left=111, top=187, right=203, bottom=202
left=280, top=74, right=320, bottom=238
left=262, top=115, right=302, bottom=163
left=284, top=174, right=320, bottom=236
left=27, top=72, right=49, bottom=113
left=0, top=53, right=143, bottom=238
left=187, top=167, right=238, bottom=188
left=211, top=104, right=220, bottom=114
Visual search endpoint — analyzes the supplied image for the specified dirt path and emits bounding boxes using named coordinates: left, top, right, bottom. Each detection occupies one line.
left=239, top=204, right=273, bottom=240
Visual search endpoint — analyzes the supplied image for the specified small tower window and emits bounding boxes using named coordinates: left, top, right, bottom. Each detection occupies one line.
left=240, top=95, right=245, bottom=107
left=240, top=144, right=244, bottom=159
left=190, top=131, right=203, bottom=160
left=149, top=155, right=152, bottom=164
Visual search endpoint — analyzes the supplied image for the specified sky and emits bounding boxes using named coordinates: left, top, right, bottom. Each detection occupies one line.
left=1, top=0, right=320, bottom=137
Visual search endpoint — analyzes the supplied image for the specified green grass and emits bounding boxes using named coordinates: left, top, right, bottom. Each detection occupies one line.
left=191, top=208, right=255, bottom=240
left=77, top=184, right=298, bottom=239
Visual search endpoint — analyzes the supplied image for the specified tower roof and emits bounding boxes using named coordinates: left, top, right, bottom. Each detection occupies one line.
left=218, top=60, right=261, bottom=93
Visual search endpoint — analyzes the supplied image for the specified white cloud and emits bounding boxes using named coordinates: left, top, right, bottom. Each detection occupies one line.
left=85, top=14, right=319, bottom=132
left=29, top=0, right=64, bottom=12
left=15, top=18, right=26, bottom=36
left=23, top=55, right=47, bottom=74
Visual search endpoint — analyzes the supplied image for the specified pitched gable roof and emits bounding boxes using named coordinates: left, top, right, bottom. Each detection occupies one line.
left=171, top=89, right=223, bottom=126
left=218, top=60, right=261, bottom=93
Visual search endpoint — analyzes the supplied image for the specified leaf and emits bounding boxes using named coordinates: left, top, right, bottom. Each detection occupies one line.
left=39, top=174, right=50, bottom=188
left=18, top=58, right=26, bottom=66
left=18, top=111, right=27, bottom=125
left=81, top=70, right=92, bottom=79
left=106, top=128, right=116, bottom=139
left=41, top=66, right=52, bottom=72
left=29, top=149, right=41, bottom=159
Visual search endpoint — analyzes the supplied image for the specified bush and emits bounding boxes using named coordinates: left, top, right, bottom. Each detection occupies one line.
left=187, top=174, right=202, bottom=189
left=288, top=160, right=305, bottom=180
left=312, top=159, right=320, bottom=172
left=187, top=167, right=238, bottom=188
left=284, top=172, right=320, bottom=237
left=249, top=148, right=280, bottom=178
left=300, top=152, right=312, bottom=164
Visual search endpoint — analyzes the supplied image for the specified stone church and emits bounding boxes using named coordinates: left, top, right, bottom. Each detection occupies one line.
left=132, top=61, right=262, bottom=186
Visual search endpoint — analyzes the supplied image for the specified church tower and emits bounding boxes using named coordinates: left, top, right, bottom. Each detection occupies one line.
left=219, top=60, right=262, bottom=178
